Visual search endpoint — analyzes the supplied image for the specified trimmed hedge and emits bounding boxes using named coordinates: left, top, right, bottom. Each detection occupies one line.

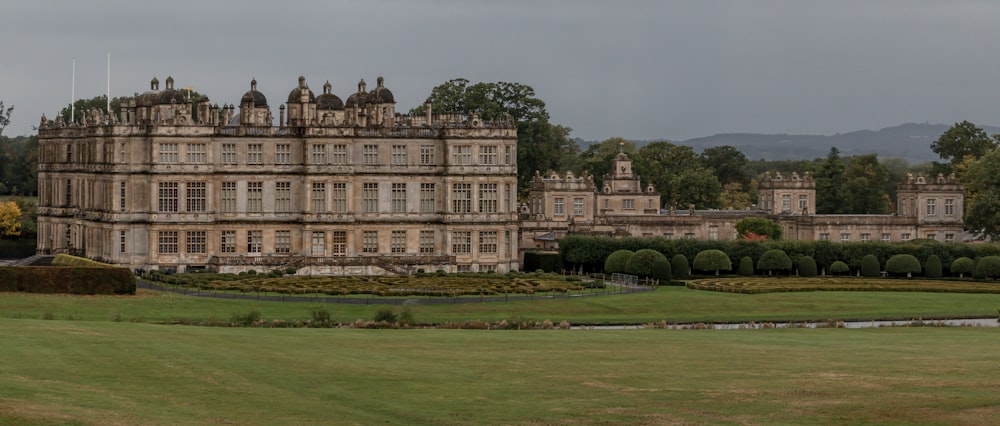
left=625, top=249, right=668, bottom=277
left=671, top=254, right=690, bottom=279
left=924, top=255, right=942, bottom=278
left=950, top=257, right=975, bottom=278
left=860, top=255, right=881, bottom=277
left=651, top=258, right=672, bottom=283
left=975, top=256, right=1000, bottom=279
left=798, top=256, right=818, bottom=277
left=757, top=249, right=792, bottom=276
left=559, top=234, right=1000, bottom=274
left=604, top=250, right=634, bottom=274
left=0, top=266, right=136, bottom=294
left=886, top=254, right=921, bottom=277
left=738, top=256, right=754, bottom=276
left=523, top=251, right=562, bottom=273
left=693, top=249, right=731, bottom=276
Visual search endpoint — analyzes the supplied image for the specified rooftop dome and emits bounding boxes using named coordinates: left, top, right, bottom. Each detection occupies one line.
left=316, top=80, right=344, bottom=110
left=240, top=78, right=268, bottom=107
left=345, top=78, right=369, bottom=108
left=371, top=76, right=394, bottom=103
left=287, top=75, right=316, bottom=103
left=156, top=76, right=188, bottom=105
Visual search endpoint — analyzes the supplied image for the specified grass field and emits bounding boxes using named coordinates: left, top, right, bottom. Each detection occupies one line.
left=1, top=319, right=998, bottom=425
left=2, top=285, right=1000, bottom=326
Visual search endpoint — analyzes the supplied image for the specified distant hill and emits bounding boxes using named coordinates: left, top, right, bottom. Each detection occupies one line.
left=578, top=123, right=1000, bottom=163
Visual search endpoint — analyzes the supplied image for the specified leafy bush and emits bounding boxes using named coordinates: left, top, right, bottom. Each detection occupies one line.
left=830, top=261, right=850, bottom=275
left=373, top=306, right=398, bottom=323
left=693, top=250, right=731, bottom=276
left=624, top=249, right=668, bottom=277
left=950, top=257, right=975, bottom=278
left=757, top=249, right=792, bottom=276
left=230, top=310, right=262, bottom=327
left=310, top=306, right=332, bottom=326
left=604, top=250, right=634, bottom=274
left=975, top=256, right=1000, bottom=279
left=735, top=217, right=782, bottom=240
left=886, top=254, right=921, bottom=277
left=860, top=255, right=881, bottom=277
left=798, top=256, right=818, bottom=277
left=671, top=254, right=690, bottom=279
left=924, top=255, right=943, bottom=278
left=651, top=258, right=672, bottom=283
left=738, top=256, right=754, bottom=276
left=0, top=266, right=135, bottom=294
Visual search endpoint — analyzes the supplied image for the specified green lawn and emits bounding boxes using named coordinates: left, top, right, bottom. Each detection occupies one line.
left=2, top=285, right=999, bottom=325
left=1, top=320, right=998, bottom=425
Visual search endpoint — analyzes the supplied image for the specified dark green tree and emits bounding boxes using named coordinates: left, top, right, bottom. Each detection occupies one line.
left=635, top=141, right=721, bottom=209
left=575, top=137, right=637, bottom=189
left=814, top=147, right=848, bottom=214
left=950, top=257, right=975, bottom=278
left=414, top=79, right=578, bottom=194
left=885, top=254, right=921, bottom=278
left=735, top=217, right=782, bottom=240
left=843, top=154, right=891, bottom=214
left=974, top=256, right=1000, bottom=279
left=798, top=256, right=818, bottom=277
left=0, top=101, right=12, bottom=137
left=830, top=261, right=850, bottom=275
left=924, top=255, right=942, bottom=278
left=651, top=258, right=672, bottom=283
left=860, top=254, right=881, bottom=277
left=604, top=250, right=634, bottom=274
left=700, top=145, right=750, bottom=188
left=960, top=147, right=1000, bottom=239
left=738, top=256, right=754, bottom=276
left=757, top=249, right=792, bottom=276
left=671, top=254, right=690, bottom=279
left=693, top=249, right=731, bottom=276
left=624, top=249, right=668, bottom=277
left=930, top=120, right=998, bottom=169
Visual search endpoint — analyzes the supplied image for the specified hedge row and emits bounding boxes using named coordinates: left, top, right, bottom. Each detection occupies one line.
left=560, top=234, right=1000, bottom=275
left=0, top=266, right=136, bottom=294
left=523, top=251, right=563, bottom=273
left=686, top=277, right=1000, bottom=294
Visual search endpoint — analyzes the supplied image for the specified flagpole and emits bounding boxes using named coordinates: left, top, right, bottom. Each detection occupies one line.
left=107, top=52, right=111, bottom=112
left=71, top=58, right=76, bottom=123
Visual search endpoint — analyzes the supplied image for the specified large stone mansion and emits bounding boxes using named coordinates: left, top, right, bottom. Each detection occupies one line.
left=35, top=75, right=966, bottom=274
left=37, top=76, right=519, bottom=274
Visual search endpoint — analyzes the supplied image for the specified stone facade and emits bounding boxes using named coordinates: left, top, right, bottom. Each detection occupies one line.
left=520, top=153, right=966, bottom=252
left=36, top=76, right=520, bottom=274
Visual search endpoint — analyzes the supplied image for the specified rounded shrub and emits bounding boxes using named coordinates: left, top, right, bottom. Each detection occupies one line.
left=829, top=261, right=850, bottom=275
left=924, top=255, right=943, bottom=278
left=974, top=256, right=1000, bottom=279
left=885, top=254, right=921, bottom=277
left=757, top=249, right=792, bottom=276
left=651, top=258, right=672, bottom=283
left=671, top=254, right=690, bottom=279
left=798, top=256, right=818, bottom=277
left=625, top=249, right=668, bottom=277
left=604, top=250, right=635, bottom=274
left=860, top=255, right=881, bottom=278
left=693, top=249, right=731, bottom=276
left=738, top=256, right=754, bottom=276
left=950, top=257, right=975, bottom=278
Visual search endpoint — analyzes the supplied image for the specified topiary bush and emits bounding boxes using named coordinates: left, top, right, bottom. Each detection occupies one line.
left=860, top=254, right=881, bottom=278
left=693, top=249, right=731, bottom=276
left=886, top=254, right=921, bottom=278
left=798, top=256, right=818, bottom=277
left=738, top=256, right=754, bottom=276
left=757, top=249, right=792, bottom=276
left=604, top=250, right=635, bottom=274
left=624, top=249, right=668, bottom=277
left=950, top=257, right=975, bottom=278
left=651, top=258, right=672, bottom=284
left=924, top=255, right=943, bottom=278
left=671, top=254, right=690, bottom=279
left=830, top=261, right=850, bottom=276
left=974, top=256, right=1000, bottom=279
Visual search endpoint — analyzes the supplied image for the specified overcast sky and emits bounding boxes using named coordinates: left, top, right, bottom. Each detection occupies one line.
left=2, top=0, right=999, bottom=141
